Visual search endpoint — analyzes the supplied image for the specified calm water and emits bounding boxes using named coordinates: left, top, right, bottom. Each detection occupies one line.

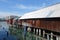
left=0, top=21, right=47, bottom=40
left=0, top=21, right=17, bottom=40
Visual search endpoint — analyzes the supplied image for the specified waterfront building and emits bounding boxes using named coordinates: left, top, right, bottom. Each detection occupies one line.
left=6, top=16, right=20, bottom=26
left=19, top=3, right=60, bottom=40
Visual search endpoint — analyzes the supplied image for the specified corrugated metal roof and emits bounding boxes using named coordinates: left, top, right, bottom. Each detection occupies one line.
left=19, top=3, right=60, bottom=19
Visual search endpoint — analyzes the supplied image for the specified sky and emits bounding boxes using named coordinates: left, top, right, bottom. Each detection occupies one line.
left=0, top=0, right=60, bottom=17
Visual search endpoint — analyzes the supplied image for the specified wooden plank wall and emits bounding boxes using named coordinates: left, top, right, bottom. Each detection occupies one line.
left=20, top=19, right=60, bottom=32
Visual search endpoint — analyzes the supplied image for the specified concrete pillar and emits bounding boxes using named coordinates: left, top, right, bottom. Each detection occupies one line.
left=36, top=29, right=38, bottom=35
left=39, top=29, right=41, bottom=36
left=56, top=36, right=59, bottom=40
left=51, top=32, right=53, bottom=40
left=58, top=36, right=60, bottom=40
left=43, top=30, right=45, bottom=37
left=56, top=36, right=60, bottom=40
left=47, top=34, right=49, bottom=40
left=33, top=28, right=35, bottom=33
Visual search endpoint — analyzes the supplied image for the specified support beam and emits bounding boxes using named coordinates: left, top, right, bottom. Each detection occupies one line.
left=39, top=29, right=41, bottom=36
left=56, top=36, right=60, bottom=40
left=58, top=36, right=60, bottom=40
left=33, top=28, right=35, bottom=33
left=51, top=32, right=53, bottom=40
left=56, top=36, right=58, bottom=40
left=43, top=30, right=45, bottom=37
left=47, top=34, right=49, bottom=40
left=36, top=29, right=38, bottom=35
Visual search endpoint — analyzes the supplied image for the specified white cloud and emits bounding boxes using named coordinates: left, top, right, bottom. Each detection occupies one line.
left=17, top=4, right=27, bottom=9
left=0, top=12, right=21, bottom=18
left=16, top=3, right=46, bottom=10
left=16, top=4, right=38, bottom=9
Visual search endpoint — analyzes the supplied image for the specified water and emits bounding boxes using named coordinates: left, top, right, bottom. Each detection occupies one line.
left=9, top=26, right=47, bottom=40
left=0, top=21, right=17, bottom=40
left=0, top=21, right=47, bottom=40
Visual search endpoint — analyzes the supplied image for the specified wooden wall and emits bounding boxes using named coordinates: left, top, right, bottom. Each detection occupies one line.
left=20, top=18, right=60, bottom=32
left=40, top=20, right=60, bottom=32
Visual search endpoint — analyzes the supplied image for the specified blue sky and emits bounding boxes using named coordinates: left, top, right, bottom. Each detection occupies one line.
left=0, top=0, right=60, bottom=17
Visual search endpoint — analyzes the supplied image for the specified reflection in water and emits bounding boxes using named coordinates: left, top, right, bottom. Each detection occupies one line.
left=0, top=21, right=17, bottom=40
left=9, top=25, right=47, bottom=40
left=0, top=21, right=47, bottom=40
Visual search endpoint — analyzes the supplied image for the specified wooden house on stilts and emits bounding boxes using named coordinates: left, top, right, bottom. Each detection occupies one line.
left=19, top=3, right=60, bottom=40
